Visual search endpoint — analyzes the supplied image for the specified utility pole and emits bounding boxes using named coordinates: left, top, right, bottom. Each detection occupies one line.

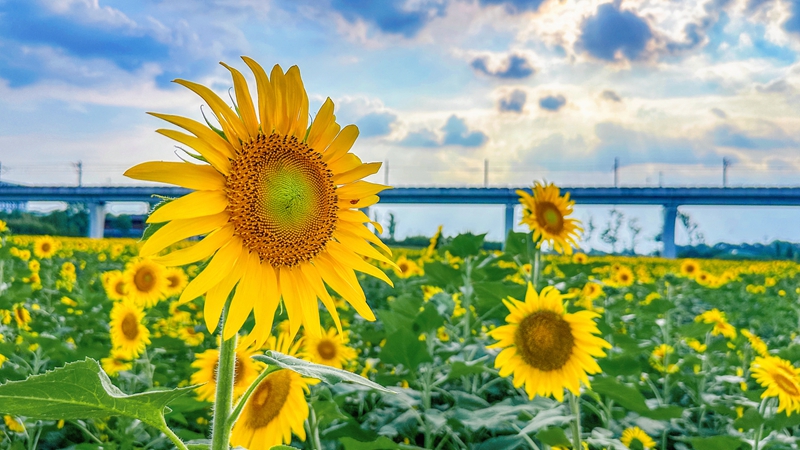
left=384, top=159, right=389, bottom=186
left=613, top=157, right=619, bottom=187
left=659, top=171, right=664, bottom=187
left=722, top=157, right=730, bottom=187
left=74, top=161, right=83, bottom=187
left=483, top=159, right=488, bottom=187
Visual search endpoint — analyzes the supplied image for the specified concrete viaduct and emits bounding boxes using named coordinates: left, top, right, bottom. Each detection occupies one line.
left=1, top=185, right=797, bottom=258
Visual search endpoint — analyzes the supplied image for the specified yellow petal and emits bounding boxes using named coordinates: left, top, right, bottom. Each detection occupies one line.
left=333, top=162, right=381, bottom=185
left=249, top=264, right=280, bottom=349
left=285, top=66, right=309, bottom=139
left=322, top=125, right=358, bottom=163
left=337, top=181, right=390, bottom=199
left=314, top=253, right=375, bottom=321
left=299, top=262, right=342, bottom=335
left=311, top=121, right=341, bottom=153
left=279, top=266, right=302, bottom=339
left=148, top=113, right=235, bottom=159
left=155, top=129, right=230, bottom=175
left=179, top=237, right=242, bottom=305
left=328, top=153, right=361, bottom=175
left=147, top=190, right=228, bottom=223
left=241, top=56, right=275, bottom=134
left=332, top=228, right=393, bottom=266
left=204, top=254, right=247, bottom=331
left=140, top=213, right=229, bottom=257
left=152, top=225, right=234, bottom=267
left=307, top=98, right=334, bottom=149
left=223, top=251, right=259, bottom=340
left=291, top=266, right=321, bottom=338
left=124, top=161, right=225, bottom=190
left=173, top=79, right=249, bottom=141
left=220, top=62, right=259, bottom=139
left=270, top=65, right=288, bottom=136
left=326, top=241, right=393, bottom=286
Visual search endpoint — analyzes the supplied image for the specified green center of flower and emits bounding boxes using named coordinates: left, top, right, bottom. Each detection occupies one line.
left=227, top=133, right=338, bottom=267
left=515, top=310, right=574, bottom=371
left=246, top=369, right=293, bottom=429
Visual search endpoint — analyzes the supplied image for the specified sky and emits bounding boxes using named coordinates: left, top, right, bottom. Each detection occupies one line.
left=2, top=0, right=800, bottom=250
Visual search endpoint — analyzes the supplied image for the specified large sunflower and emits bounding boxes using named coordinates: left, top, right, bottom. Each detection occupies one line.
left=190, top=343, right=261, bottom=401
left=751, top=356, right=800, bottom=415
left=123, top=259, right=168, bottom=308
left=489, top=283, right=610, bottom=402
left=516, top=182, right=582, bottom=255
left=109, top=299, right=151, bottom=359
left=302, top=327, right=357, bottom=369
left=125, top=57, right=393, bottom=346
left=33, top=236, right=58, bottom=259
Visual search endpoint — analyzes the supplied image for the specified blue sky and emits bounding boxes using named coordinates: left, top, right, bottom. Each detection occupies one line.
left=2, top=0, right=800, bottom=249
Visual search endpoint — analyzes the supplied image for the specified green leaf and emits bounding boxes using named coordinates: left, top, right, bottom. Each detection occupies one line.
left=591, top=377, right=683, bottom=419
left=447, top=360, right=490, bottom=381
left=686, top=436, right=751, bottom=450
left=269, top=446, right=301, bottom=450
left=0, top=358, right=193, bottom=430
left=253, top=351, right=392, bottom=393
left=765, top=409, right=800, bottom=430
left=676, top=321, right=715, bottom=339
left=733, top=408, right=764, bottom=431
left=445, top=232, right=486, bottom=258
left=379, top=329, right=433, bottom=371
left=415, top=302, right=445, bottom=334
left=340, top=437, right=403, bottom=450
left=598, top=355, right=642, bottom=377
left=475, top=435, right=526, bottom=450
left=423, top=261, right=462, bottom=290
left=536, top=427, right=572, bottom=447
left=503, top=231, right=531, bottom=258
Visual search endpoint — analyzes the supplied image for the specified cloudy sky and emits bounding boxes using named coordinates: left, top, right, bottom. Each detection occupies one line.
left=2, top=0, right=800, bottom=249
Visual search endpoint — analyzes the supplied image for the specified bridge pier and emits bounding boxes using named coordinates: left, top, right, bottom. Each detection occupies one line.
left=662, top=204, right=678, bottom=259
left=88, top=201, right=106, bottom=239
left=504, top=203, right=515, bottom=242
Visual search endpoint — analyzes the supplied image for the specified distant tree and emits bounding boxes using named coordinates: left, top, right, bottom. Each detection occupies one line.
left=627, top=217, right=642, bottom=254
left=387, top=212, right=397, bottom=241
left=600, top=209, right=624, bottom=253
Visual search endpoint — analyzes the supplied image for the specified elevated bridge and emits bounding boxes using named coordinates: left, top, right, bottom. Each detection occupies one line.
left=1, top=185, right=796, bottom=258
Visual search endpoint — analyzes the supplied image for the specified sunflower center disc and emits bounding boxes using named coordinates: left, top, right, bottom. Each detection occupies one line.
left=167, top=276, right=179, bottom=288
left=41, top=243, right=51, bottom=252
left=114, top=280, right=127, bottom=296
left=774, top=373, right=800, bottom=396
left=121, top=313, right=140, bottom=340
left=247, top=370, right=292, bottom=429
left=227, top=134, right=338, bottom=268
left=134, top=269, right=156, bottom=292
left=515, top=310, right=574, bottom=372
left=536, top=202, right=564, bottom=233
left=318, top=340, right=337, bottom=360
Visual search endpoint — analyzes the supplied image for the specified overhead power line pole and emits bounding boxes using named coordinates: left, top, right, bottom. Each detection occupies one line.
left=74, top=161, right=83, bottom=187
left=723, top=157, right=730, bottom=187
left=484, top=159, right=488, bottom=187
left=613, top=157, right=619, bottom=187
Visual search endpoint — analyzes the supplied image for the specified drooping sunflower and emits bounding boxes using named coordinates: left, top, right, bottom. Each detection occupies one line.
left=751, top=356, right=800, bottom=416
left=12, top=304, right=31, bottom=329
left=680, top=259, right=700, bottom=278
left=163, top=267, right=189, bottom=298
left=620, top=426, right=656, bottom=449
left=33, top=236, right=58, bottom=259
left=302, top=327, right=357, bottom=369
left=123, top=259, right=168, bottom=308
left=517, top=182, right=582, bottom=255
left=489, top=283, right=611, bottom=402
left=125, top=57, right=394, bottom=346
left=742, top=329, right=769, bottom=357
left=190, top=343, right=261, bottom=401
left=109, top=299, right=151, bottom=359
left=696, top=309, right=737, bottom=339
left=3, top=415, right=25, bottom=433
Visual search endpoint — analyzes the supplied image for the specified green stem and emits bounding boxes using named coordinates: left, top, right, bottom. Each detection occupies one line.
left=568, top=391, right=582, bottom=450
left=532, top=246, right=541, bottom=290
left=227, top=364, right=281, bottom=430
left=307, top=400, right=323, bottom=450
left=210, top=306, right=237, bottom=450
left=158, top=421, right=189, bottom=450
left=461, top=257, right=474, bottom=339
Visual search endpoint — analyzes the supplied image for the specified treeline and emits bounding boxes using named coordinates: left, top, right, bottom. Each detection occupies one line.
left=0, top=209, right=139, bottom=237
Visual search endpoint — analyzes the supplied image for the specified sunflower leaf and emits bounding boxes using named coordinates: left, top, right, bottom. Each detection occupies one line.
left=0, top=358, right=194, bottom=430
left=255, top=351, right=393, bottom=393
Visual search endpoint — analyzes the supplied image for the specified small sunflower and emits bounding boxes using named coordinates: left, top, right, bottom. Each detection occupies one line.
left=751, top=356, right=800, bottom=416
left=393, top=255, right=422, bottom=278
left=696, top=309, right=737, bottom=339
left=109, top=299, right=151, bottom=359
left=572, top=252, right=588, bottom=264
left=190, top=343, right=261, bottom=401
left=680, top=259, right=700, bottom=278
left=101, top=350, right=133, bottom=377
left=33, top=236, right=58, bottom=259
left=489, top=283, right=610, bottom=402
left=124, top=259, right=168, bottom=308
left=620, top=426, right=656, bottom=449
left=3, top=415, right=25, bottom=433
left=742, top=329, right=769, bottom=357
left=581, top=282, right=603, bottom=302
left=163, top=267, right=189, bottom=298
left=302, top=327, right=357, bottom=369
left=517, top=181, right=582, bottom=255
left=125, top=57, right=394, bottom=346
left=613, top=266, right=635, bottom=287
left=12, top=304, right=31, bottom=329
left=103, top=270, right=129, bottom=301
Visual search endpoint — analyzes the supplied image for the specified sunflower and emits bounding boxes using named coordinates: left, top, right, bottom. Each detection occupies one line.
left=751, top=356, right=800, bottom=416
left=123, top=259, right=168, bottom=308
left=33, top=236, right=58, bottom=259
left=489, top=283, right=610, bottom=402
left=109, top=299, right=151, bottom=359
left=620, top=426, right=656, bottom=449
left=696, top=309, right=736, bottom=339
left=742, top=329, right=769, bottom=358
left=103, top=271, right=129, bottom=301
left=613, top=266, right=635, bottom=287
left=393, top=255, right=422, bottom=278
left=125, top=57, right=393, bottom=346
left=12, top=304, right=31, bottom=329
left=572, top=252, right=588, bottom=264
left=517, top=182, right=582, bottom=255
left=680, top=259, right=700, bottom=278
left=190, top=343, right=261, bottom=401
left=581, top=282, right=603, bottom=302
left=3, top=415, right=25, bottom=433
left=302, top=327, right=357, bottom=369
left=163, top=267, right=189, bottom=298
left=101, top=350, right=133, bottom=377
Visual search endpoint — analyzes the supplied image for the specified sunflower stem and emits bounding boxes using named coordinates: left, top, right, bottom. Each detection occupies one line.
left=568, top=391, right=582, bottom=450
left=210, top=306, right=237, bottom=450
left=532, top=245, right=541, bottom=290
left=226, top=364, right=281, bottom=430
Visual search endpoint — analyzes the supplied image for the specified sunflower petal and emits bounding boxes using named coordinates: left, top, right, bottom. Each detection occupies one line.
left=148, top=113, right=236, bottom=159
left=307, top=98, right=334, bottom=149
left=223, top=251, right=260, bottom=340
left=147, top=190, right=228, bottom=223
left=322, top=125, right=358, bottom=163
left=204, top=254, right=247, bottom=331
left=125, top=161, right=225, bottom=190
left=140, top=213, right=229, bottom=257
left=333, top=162, right=381, bottom=185
left=220, top=62, right=259, bottom=139
left=152, top=225, right=234, bottom=267
left=173, top=79, right=249, bottom=141
left=178, top=237, right=243, bottom=305
left=241, top=56, right=275, bottom=134
left=155, top=129, right=231, bottom=175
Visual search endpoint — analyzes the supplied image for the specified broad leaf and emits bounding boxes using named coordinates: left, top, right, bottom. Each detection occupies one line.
left=686, top=436, right=751, bottom=450
left=0, top=358, right=193, bottom=430
left=591, top=377, right=683, bottom=419
left=254, top=351, right=392, bottom=393
left=536, top=427, right=572, bottom=447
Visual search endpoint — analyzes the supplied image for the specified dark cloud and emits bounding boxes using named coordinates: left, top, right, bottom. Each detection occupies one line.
left=0, top=0, right=170, bottom=86
left=711, top=125, right=797, bottom=150
left=710, top=108, right=727, bottom=119
left=601, top=90, right=621, bottom=102
left=499, top=89, right=527, bottom=113
left=398, top=116, right=488, bottom=148
left=786, top=0, right=800, bottom=34
left=539, top=94, right=566, bottom=111
left=478, top=0, right=546, bottom=13
left=577, top=3, right=652, bottom=61
left=471, top=54, right=535, bottom=79
left=666, top=0, right=732, bottom=54
left=442, top=116, right=488, bottom=147
left=330, top=0, right=444, bottom=38
left=356, top=111, right=397, bottom=137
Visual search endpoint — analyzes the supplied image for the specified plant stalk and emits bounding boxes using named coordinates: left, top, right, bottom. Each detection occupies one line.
left=210, top=305, right=237, bottom=450
left=568, top=391, right=582, bottom=450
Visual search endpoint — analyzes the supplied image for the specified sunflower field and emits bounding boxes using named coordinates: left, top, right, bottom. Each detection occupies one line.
left=2, top=222, right=800, bottom=450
